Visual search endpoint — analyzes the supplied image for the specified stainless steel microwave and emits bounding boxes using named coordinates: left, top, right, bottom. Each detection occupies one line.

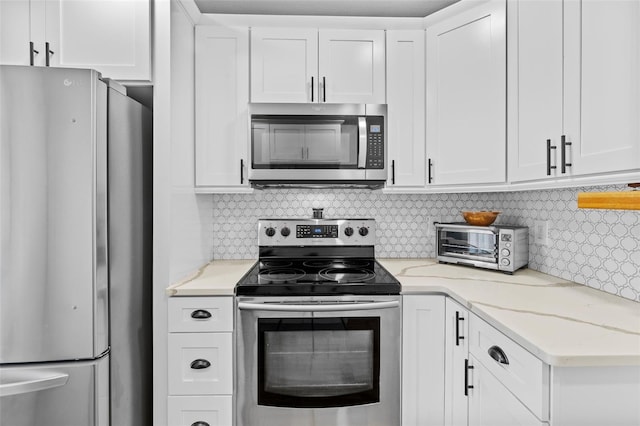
left=435, top=223, right=529, bottom=273
left=248, top=103, right=387, bottom=189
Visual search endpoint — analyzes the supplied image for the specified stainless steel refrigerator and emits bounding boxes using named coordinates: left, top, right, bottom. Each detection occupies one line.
left=0, top=65, right=152, bottom=426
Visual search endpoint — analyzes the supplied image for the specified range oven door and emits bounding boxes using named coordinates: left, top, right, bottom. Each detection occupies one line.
left=236, top=295, right=401, bottom=426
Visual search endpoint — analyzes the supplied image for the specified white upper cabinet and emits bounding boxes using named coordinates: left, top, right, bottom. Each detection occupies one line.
left=195, top=26, right=251, bottom=192
left=0, top=0, right=151, bottom=82
left=507, top=0, right=564, bottom=182
left=509, top=0, right=640, bottom=182
left=318, top=29, right=386, bottom=104
left=386, top=30, right=426, bottom=189
left=250, top=28, right=385, bottom=103
left=250, top=28, right=318, bottom=103
left=426, top=0, right=506, bottom=186
left=563, top=0, right=640, bottom=177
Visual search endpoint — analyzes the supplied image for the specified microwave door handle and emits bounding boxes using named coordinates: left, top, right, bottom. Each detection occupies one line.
left=436, top=223, right=498, bottom=234
left=357, top=117, right=367, bottom=168
left=238, top=300, right=399, bottom=312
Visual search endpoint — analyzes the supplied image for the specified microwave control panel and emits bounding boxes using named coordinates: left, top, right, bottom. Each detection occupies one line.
left=366, top=117, right=384, bottom=169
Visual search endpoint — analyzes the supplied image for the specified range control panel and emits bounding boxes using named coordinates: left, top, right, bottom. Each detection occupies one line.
left=259, top=219, right=376, bottom=246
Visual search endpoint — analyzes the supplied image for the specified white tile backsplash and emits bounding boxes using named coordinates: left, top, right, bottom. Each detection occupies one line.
left=210, top=185, right=639, bottom=302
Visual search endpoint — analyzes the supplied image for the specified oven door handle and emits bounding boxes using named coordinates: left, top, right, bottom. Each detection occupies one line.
left=237, top=300, right=400, bottom=312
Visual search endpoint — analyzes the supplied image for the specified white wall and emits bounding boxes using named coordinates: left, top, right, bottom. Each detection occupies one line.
left=153, top=1, right=212, bottom=424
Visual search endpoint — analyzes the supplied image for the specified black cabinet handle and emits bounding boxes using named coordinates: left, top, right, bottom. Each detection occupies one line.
left=464, top=358, right=474, bottom=396
left=561, top=135, right=572, bottom=174
left=391, top=160, right=395, bottom=184
left=45, top=42, right=54, bottom=66
left=240, top=159, right=244, bottom=184
left=191, top=422, right=210, bottom=426
left=488, top=345, right=509, bottom=365
left=311, top=76, right=314, bottom=102
left=427, top=158, right=433, bottom=183
left=546, top=139, right=557, bottom=176
left=29, top=42, right=39, bottom=66
left=455, top=311, right=465, bottom=346
left=190, top=359, right=211, bottom=370
left=322, top=76, right=326, bottom=102
left=191, top=309, right=211, bottom=319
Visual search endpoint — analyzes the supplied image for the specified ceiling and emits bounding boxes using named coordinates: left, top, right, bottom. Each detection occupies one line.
left=194, top=0, right=461, bottom=18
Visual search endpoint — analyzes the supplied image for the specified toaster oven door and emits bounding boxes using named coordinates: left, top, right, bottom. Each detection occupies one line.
left=437, top=226, right=498, bottom=264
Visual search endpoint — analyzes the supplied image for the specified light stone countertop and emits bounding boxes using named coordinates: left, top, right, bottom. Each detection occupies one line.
left=167, top=258, right=640, bottom=367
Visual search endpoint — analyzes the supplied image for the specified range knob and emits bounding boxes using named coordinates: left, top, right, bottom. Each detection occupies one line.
left=359, top=227, right=369, bottom=237
left=501, top=248, right=511, bottom=256
left=344, top=227, right=354, bottom=237
left=501, top=258, right=511, bottom=266
left=265, top=227, right=276, bottom=237
left=281, top=227, right=291, bottom=237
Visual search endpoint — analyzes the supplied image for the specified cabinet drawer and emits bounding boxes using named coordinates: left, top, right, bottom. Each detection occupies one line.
left=168, top=333, right=233, bottom=395
left=469, top=314, right=549, bottom=420
left=168, top=297, right=233, bottom=332
left=168, top=395, right=232, bottom=426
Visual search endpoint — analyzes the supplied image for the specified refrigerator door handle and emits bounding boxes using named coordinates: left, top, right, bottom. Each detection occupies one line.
left=0, top=370, right=69, bottom=397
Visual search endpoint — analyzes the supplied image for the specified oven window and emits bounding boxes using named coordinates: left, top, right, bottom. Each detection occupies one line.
left=438, top=229, right=497, bottom=262
left=258, top=317, right=380, bottom=408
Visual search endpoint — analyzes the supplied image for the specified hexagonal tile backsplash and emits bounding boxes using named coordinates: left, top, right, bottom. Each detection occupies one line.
left=211, top=185, right=639, bottom=302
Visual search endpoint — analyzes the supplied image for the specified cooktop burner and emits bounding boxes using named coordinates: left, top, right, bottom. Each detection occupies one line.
left=234, top=217, right=401, bottom=296
left=236, top=258, right=400, bottom=296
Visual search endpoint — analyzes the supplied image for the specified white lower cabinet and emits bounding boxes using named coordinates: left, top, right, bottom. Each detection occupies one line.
left=444, top=298, right=469, bottom=426
left=167, top=297, right=233, bottom=426
left=402, top=295, right=445, bottom=426
left=468, top=354, right=547, bottom=426
left=168, top=396, right=233, bottom=426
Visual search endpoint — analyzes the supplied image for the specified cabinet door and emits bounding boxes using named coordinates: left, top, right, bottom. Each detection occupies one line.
left=44, top=0, right=151, bottom=81
left=251, top=28, right=318, bottom=103
left=444, top=299, right=469, bottom=426
left=195, top=26, right=251, bottom=192
left=402, top=296, right=445, bottom=426
left=426, top=0, right=506, bottom=186
left=319, top=29, right=386, bottom=104
left=507, top=0, right=563, bottom=182
left=564, top=0, right=640, bottom=176
left=468, top=355, right=548, bottom=426
left=0, top=0, right=44, bottom=66
left=386, top=30, right=426, bottom=189
left=168, top=396, right=232, bottom=426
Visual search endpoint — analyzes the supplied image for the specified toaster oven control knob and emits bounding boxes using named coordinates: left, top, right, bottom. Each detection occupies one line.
left=344, top=227, right=354, bottom=237
left=280, top=227, right=290, bottom=237
left=501, top=248, right=511, bottom=256
left=265, top=227, right=276, bottom=237
left=359, top=227, right=369, bottom=237
left=501, top=258, right=511, bottom=266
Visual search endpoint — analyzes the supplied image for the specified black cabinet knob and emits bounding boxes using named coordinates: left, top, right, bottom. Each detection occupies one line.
left=190, top=359, right=211, bottom=370
left=191, top=309, right=211, bottom=319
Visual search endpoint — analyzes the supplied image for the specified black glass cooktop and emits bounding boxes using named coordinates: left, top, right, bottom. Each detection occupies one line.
left=235, top=258, right=401, bottom=296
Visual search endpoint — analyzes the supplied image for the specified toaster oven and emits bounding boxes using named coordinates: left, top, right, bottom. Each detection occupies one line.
left=435, top=223, right=529, bottom=273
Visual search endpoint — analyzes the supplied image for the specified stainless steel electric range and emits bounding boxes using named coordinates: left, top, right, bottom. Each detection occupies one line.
left=235, top=217, right=401, bottom=426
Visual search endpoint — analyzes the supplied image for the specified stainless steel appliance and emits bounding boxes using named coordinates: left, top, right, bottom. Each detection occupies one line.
left=435, top=222, right=529, bottom=273
left=249, top=103, right=387, bottom=189
left=0, top=65, right=152, bottom=425
left=236, top=218, right=401, bottom=426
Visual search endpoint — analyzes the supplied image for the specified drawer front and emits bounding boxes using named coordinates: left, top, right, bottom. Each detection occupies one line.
left=469, top=314, right=549, bottom=420
left=168, top=333, right=233, bottom=395
left=169, top=297, right=233, bottom=333
left=168, top=395, right=232, bottom=426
